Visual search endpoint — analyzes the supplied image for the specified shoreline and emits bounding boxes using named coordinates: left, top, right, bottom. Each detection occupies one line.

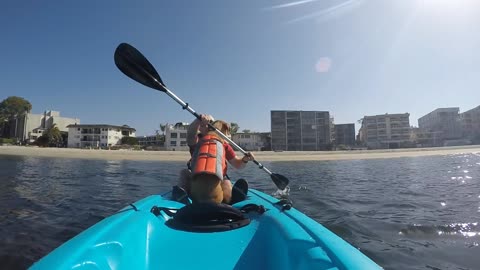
left=1, top=145, right=480, bottom=162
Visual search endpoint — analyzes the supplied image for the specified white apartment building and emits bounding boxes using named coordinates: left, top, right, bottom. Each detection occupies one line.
left=67, top=124, right=136, bottom=148
left=165, top=122, right=189, bottom=151
left=359, top=113, right=411, bottom=149
left=232, top=132, right=270, bottom=151
left=233, top=132, right=261, bottom=151
left=9, top=110, right=80, bottom=143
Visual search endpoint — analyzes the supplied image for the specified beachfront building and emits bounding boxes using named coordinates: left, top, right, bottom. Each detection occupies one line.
left=358, top=113, right=411, bottom=149
left=460, top=105, right=480, bottom=144
left=67, top=124, right=136, bottom=148
left=136, top=134, right=165, bottom=150
left=334, top=124, right=355, bottom=147
left=410, top=127, right=443, bottom=147
left=232, top=132, right=271, bottom=151
left=418, top=108, right=462, bottom=145
left=271, top=110, right=332, bottom=151
left=165, top=122, right=189, bottom=151
left=6, top=110, right=80, bottom=144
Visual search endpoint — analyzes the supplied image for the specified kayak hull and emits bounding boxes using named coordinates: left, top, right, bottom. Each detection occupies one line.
left=30, top=189, right=381, bottom=270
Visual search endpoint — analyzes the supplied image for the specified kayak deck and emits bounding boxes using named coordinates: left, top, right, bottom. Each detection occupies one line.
left=30, top=189, right=381, bottom=270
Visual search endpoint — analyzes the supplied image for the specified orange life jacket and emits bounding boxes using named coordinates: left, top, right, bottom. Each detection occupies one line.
left=191, top=135, right=226, bottom=180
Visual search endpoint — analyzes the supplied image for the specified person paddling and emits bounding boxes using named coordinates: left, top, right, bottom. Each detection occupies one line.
left=174, top=114, right=253, bottom=204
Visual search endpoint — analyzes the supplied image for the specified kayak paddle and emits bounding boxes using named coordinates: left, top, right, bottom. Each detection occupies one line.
left=114, top=42, right=289, bottom=190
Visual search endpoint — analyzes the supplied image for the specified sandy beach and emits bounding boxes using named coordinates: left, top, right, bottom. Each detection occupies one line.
left=1, top=145, right=479, bottom=162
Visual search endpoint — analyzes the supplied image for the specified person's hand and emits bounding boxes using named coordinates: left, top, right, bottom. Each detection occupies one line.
left=242, top=152, right=255, bottom=163
left=198, top=114, right=214, bottom=134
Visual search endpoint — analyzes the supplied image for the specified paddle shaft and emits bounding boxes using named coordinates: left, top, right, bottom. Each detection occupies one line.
left=160, top=86, right=274, bottom=176
left=113, top=42, right=286, bottom=188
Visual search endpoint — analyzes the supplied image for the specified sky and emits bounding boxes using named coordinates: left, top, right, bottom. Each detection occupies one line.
left=1, top=0, right=479, bottom=136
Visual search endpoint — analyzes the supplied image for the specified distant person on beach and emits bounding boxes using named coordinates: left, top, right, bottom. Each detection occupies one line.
left=174, top=114, right=253, bottom=204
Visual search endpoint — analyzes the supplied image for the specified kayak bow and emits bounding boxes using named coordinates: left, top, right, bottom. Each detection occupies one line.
left=30, top=188, right=381, bottom=270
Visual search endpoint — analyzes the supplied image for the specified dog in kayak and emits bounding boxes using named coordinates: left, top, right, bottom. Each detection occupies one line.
left=186, top=119, right=253, bottom=204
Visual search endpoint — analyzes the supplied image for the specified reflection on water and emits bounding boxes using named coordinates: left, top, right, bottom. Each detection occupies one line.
left=399, top=222, right=479, bottom=238
left=0, top=152, right=480, bottom=269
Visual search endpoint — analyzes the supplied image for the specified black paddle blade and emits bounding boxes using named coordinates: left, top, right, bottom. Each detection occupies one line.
left=114, top=43, right=166, bottom=92
left=271, top=173, right=289, bottom=190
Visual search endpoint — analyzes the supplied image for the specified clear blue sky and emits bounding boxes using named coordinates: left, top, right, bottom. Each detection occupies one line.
left=1, top=0, right=479, bottom=136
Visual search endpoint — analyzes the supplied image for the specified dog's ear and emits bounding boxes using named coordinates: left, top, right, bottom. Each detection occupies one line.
left=221, top=122, right=231, bottom=135
left=212, top=120, right=231, bottom=135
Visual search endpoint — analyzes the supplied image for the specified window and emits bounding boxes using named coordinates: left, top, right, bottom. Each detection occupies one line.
left=180, top=141, right=187, bottom=146
left=180, top=133, right=187, bottom=138
left=170, top=141, right=177, bottom=146
left=171, top=133, right=178, bottom=138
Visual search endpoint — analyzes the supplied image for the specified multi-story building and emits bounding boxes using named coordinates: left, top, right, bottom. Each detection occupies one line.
left=334, top=124, right=355, bottom=146
left=8, top=110, right=80, bottom=143
left=165, top=122, right=189, bottom=151
left=67, top=124, right=136, bottom=148
left=232, top=132, right=271, bottom=151
left=136, top=135, right=164, bottom=148
left=418, top=108, right=462, bottom=142
left=271, top=110, right=331, bottom=151
left=410, top=127, right=443, bottom=147
left=358, top=113, right=411, bottom=149
left=460, top=105, right=480, bottom=143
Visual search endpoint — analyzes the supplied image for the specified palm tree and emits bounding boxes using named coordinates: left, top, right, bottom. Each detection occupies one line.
left=160, top=124, right=167, bottom=135
left=230, top=123, right=239, bottom=135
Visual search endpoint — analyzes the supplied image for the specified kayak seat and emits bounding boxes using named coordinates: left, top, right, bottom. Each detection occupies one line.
left=166, top=202, right=250, bottom=233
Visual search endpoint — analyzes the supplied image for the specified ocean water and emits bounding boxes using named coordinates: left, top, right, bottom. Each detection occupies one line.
left=0, top=153, right=479, bottom=269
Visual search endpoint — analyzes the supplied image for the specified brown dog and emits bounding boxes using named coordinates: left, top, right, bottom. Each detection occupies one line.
left=189, top=120, right=232, bottom=204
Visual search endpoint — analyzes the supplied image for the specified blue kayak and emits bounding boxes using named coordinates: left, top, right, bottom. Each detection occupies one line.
left=30, top=188, right=381, bottom=270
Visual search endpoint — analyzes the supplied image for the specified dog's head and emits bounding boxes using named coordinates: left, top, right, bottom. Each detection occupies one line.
left=208, top=120, right=231, bottom=142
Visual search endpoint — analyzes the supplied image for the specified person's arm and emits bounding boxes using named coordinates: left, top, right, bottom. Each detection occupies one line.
left=186, top=118, right=202, bottom=147
left=187, top=114, right=213, bottom=147
left=228, top=155, right=249, bottom=169
left=226, top=144, right=255, bottom=169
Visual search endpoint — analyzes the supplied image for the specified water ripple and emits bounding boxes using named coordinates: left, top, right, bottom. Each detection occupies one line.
left=1, top=153, right=480, bottom=269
